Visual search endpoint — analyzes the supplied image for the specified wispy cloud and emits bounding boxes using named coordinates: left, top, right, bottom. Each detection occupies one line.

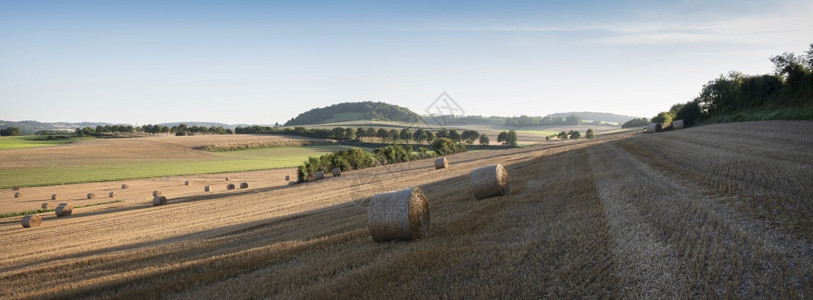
left=411, top=3, right=813, bottom=47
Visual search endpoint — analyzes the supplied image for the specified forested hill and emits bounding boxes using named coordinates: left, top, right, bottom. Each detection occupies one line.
left=284, top=102, right=423, bottom=126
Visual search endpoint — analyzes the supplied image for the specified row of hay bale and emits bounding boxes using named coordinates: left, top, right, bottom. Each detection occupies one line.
left=368, top=162, right=508, bottom=243
left=20, top=203, right=73, bottom=228
left=21, top=178, right=254, bottom=228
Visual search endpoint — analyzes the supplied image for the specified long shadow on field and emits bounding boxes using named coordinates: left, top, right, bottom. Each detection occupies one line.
left=0, top=171, right=476, bottom=288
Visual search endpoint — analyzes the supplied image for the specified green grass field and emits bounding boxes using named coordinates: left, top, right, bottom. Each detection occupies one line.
left=1, top=145, right=371, bottom=188
left=0, top=136, right=94, bottom=150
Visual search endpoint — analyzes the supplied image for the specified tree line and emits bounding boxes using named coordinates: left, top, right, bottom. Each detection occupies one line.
left=75, top=123, right=233, bottom=137
left=650, top=43, right=813, bottom=128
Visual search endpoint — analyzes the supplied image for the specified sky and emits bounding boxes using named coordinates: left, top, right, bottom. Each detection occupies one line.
left=1, top=0, right=812, bottom=125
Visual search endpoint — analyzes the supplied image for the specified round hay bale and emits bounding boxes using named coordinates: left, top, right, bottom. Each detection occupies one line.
left=331, top=168, right=342, bottom=177
left=152, top=196, right=167, bottom=206
left=108, top=191, right=117, bottom=198
left=672, top=119, right=685, bottom=130
left=12, top=185, right=20, bottom=191
left=121, top=184, right=129, bottom=189
left=14, top=192, right=22, bottom=198
left=51, top=194, right=59, bottom=200
left=55, top=203, right=73, bottom=217
left=368, top=187, right=430, bottom=242
left=42, top=202, right=50, bottom=209
left=184, top=180, right=190, bottom=186
left=87, top=193, right=95, bottom=199
left=239, top=182, right=248, bottom=189
left=285, top=175, right=290, bottom=181
left=226, top=183, right=236, bottom=190
left=470, top=164, right=510, bottom=200
left=314, top=171, right=325, bottom=180
left=646, top=123, right=657, bottom=133
left=21, top=214, right=42, bottom=228
left=204, top=185, right=212, bottom=192
left=153, top=190, right=161, bottom=197
left=434, top=157, right=449, bottom=169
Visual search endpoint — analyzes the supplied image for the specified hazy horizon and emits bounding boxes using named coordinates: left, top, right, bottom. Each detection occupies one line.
left=2, top=0, right=812, bottom=125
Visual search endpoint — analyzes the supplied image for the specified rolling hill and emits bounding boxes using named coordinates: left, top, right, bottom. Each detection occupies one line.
left=284, top=102, right=423, bottom=126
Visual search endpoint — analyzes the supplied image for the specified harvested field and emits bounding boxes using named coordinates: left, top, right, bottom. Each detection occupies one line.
left=0, top=121, right=810, bottom=298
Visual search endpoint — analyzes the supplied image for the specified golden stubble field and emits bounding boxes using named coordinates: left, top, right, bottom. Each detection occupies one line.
left=1, top=121, right=811, bottom=298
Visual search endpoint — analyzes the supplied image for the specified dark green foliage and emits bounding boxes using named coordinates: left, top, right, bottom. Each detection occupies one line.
left=431, top=138, right=466, bottom=156
left=448, top=130, right=461, bottom=142
left=496, top=130, right=517, bottom=146
left=675, top=101, right=701, bottom=127
left=568, top=130, right=581, bottom=140
left=651, top=112, right=673, bottom=126
left=479, top=134, right=490, bottom=145
left=284, top=101, right=423, bottom=126
left=297, top=147, right=378, bottom=181
left=506, top=130, right=518, bottom=146
left=586, top=129, right=595, bottom=139
left=622, top=118, right=649, bottom=128
left=0, top=126, right=21, bottom=136
left=461, top=130, right=480, bottom=144
left=374, top=144, right=412, bottom=164
left=658, top=44, right=813, bottom=126
left=557, top=131, right=568, bottom=140
left=399, top=128, right=412, bottom=143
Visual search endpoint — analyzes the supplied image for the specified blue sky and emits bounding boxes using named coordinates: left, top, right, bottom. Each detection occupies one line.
left=1, top=0, right=811, bottom=125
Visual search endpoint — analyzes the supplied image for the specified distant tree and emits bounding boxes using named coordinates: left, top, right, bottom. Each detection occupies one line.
left=479, top=134, right=490, bottom=146
left=557, top=131, right=568, bottom=140
left=413, top=129, right=427, bottom=144
left=377, top=128, right=388, bottom=142
left=356, top=127, right=366, bottom=140
left=399, top=128, right=412, bottom=144
left=497, top=131, right=508, bottom=144
left=225, top=128, right=234, bottom=134
left=585, top=128, right=595, bottom=139
left=506, top=130, right=518, bottom=146
left=0, top=127, right=21, bottom=136
left=461, top=130, right=480, bottom=144
left=436, top=128, right=449, bottom=139
left=425, top=131, right=436, bottom=143
left=448, top=130, right=461, bottom=142
left=388, top=129, right=399, bottom=143
left=162, top=126, right=170, bottom=136
left=366, top=127, right=377, bottom=138
left=332, top=127, right=346, bottom=140
left=569, top=130, right=581, bottom=140
left=344, top=128, right=356, bottom=140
